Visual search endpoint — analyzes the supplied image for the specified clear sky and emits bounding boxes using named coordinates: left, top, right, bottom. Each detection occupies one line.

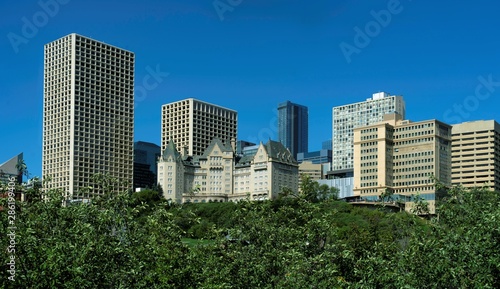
left=2, top=0, right=500, bottom=179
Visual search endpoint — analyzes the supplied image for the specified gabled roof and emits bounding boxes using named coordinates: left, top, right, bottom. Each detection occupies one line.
left=0, top=153, right=23, bottom=175
left=161, top=140, right=181, bottom=161
left=263, top=140, right=297, bottom=164
left=201, top=138, right=233, bottom=157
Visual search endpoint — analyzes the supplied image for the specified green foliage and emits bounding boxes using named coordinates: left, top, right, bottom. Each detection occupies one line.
left=282, top=174, right=339, bottom=203
left=1, top=172, right=499, bottom=288
left=0, top=178, right=189, bottom=288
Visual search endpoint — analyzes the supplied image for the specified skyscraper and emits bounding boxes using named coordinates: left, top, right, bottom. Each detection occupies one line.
left=42, top=33, right=134, bottom=198
left=278, top=101, right=308, bottom=160
left=133, top=141, right=161, bottom=190
left=332, top=92, right=405, bottom=174
left=161, top=98, right=237, bottom=156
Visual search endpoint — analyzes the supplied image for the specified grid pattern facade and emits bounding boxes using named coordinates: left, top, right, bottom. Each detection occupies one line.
left=161, top=98, right=237, bottom=156
left=393, top=120, right=451, bottom=195
left=451, top=120, right=500, bottom=191
left=43, top=33, right=134, bottom=198
left=353, top=115, right=452, bottom=213
left=332, top=93, right=405, bottom=171
left=278, top=101, right=308, bottom=159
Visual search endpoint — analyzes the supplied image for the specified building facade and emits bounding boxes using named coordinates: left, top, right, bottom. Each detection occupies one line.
left=42, top=33, right=134, bottom=198
left=332, top=92, right=406, bottom=173
left=161, top=98, right=237, bottom=157
left=353, top=114, right=452, bottom=213
left=236, top=140, right=256, bottom=155
left=157, top=138, right=298, bottom=203
left=322, top=139, right=332, bottom=150
left=297, top=149, right=332, bottom=165
left=133, top=141, right=161, bottom=190
left=298, top=161, right=323, bottom=191
left=451, top=120, right=500, bottom=191
left=278, top=100, right=308, bottom=160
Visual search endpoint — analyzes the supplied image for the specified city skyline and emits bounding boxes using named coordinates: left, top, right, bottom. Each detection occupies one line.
left=2, top=0, right=500, bottom=179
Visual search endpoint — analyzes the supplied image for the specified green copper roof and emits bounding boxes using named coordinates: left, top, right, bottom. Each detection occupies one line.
left=161, top=139, right=181, bottom=161
left=264, top=140, right=297, bottom=164
left=201, top=138, right=233, bottom=157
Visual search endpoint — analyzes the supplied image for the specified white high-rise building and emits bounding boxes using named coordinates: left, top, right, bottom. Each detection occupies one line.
left=331, top=92, right=405, bottom=173
left=42, top=33, right=134, bottom=198
left=161, top=98, right=237, bottom=156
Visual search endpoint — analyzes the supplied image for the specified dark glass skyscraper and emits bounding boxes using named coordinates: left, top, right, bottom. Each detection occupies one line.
left=133, top=141, right=161, bottom=190
left=278, top=101, right=308, bottom=160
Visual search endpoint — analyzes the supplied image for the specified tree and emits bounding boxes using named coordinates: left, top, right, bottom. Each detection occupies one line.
left=299, top=175, right=339, bottom=203
left=410, top=192, right=430, bottom=215
left=0, top=174, right=189, bottom=288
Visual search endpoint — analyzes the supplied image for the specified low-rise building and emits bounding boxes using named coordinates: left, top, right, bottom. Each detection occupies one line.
left=298, top=161, right=323, bottom=191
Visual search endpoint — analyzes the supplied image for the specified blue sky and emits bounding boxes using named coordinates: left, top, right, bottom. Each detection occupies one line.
left=1, top=0, right=500, bottom=179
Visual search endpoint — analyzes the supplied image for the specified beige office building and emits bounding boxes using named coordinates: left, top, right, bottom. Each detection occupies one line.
left=354, top=114, right=452, bottom=213
left=161, top=98, right=237, bottom=156
left=451, top=120, right=500, bottom=191
left=42, top=33, right=134, bottom=198
left=298, top=161, right=323, bottom=191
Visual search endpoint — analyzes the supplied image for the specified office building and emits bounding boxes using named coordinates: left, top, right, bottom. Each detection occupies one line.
left=242, top=144, right=259, bottom=156
left=157, top=138, right=298, bottom=203
left=298, top=161, right=323, bottom=191
left=133, top=141, right=161, bottom=190
left=353, top=113, right=452, bottom=213
left=332, top=92, right=405, bottom=174
left=317, top=178, right=354, bottom=199
left=236, top=140, right=256, bottom=155
left=278, top=101, right=308, bottom=160
left=322, top=139, right=332, bottom=150
left=161, top=98, right=237, bottom=157
left=42, top=33, right=134, bottom=198
left=297, top=149, right=332, bottom=165
left=451, top=120, right=500, bottom=191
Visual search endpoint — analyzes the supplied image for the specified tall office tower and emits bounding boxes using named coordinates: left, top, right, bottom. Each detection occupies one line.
left=278, top=101, right=308, bottom=160
left=322, top=139, right=332, bottom=150
left=161, top=98, right=237, bottom=156
left=353, top=113, right=452, bottom=213
left=332, top=92, right=405, bottom=174
left=451, top=120, right=500, bottom=191
left=43, top=33, right=134, bottom=198
left=133, top=141, right=161, bottom=190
